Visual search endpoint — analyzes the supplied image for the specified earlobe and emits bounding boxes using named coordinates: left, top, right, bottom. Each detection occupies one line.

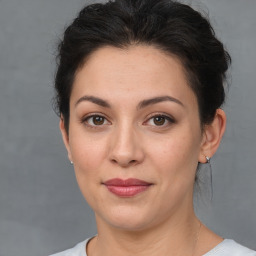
left=59, top=116, right=73, bottom=162
left=198, top=109, right=226, bottom=163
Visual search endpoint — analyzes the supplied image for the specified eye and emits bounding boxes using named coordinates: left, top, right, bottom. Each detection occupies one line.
left=146, top=114, right=175, bottom=127
left=152, top=116, right=166, bottom=126
left=83, top=114, right=110, bottom=127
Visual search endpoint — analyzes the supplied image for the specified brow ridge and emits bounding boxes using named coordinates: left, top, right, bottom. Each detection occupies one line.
left=75, top=95, right=183, bottom=109
left=75, top=96, right=111, bottom=108
left=137, top=96, right=184, bottom=109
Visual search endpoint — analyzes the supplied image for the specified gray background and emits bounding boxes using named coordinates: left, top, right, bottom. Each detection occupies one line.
left=0, top=0, right=255, bottom=255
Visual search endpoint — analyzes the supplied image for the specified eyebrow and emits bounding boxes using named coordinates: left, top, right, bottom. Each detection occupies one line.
left=75, top=96, right=111, bottom=108
left=75, top=95, right=184, bottom=109
left=137, top=96, right=184, bottom=109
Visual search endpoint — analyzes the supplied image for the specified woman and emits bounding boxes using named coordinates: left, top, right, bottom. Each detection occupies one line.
left=50, top=0, right=256, bottom=255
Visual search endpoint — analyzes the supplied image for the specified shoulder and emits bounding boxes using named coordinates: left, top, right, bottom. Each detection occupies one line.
left=204, top=239, right=256, bottom=256
left=49, top=238, right=90, bottom=256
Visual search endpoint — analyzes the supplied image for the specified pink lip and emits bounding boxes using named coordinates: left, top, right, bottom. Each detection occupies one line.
left=103, top=178, right=152, bottom=197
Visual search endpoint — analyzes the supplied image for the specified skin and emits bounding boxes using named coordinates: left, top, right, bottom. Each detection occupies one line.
left=60, top=45, right=226, bottom=256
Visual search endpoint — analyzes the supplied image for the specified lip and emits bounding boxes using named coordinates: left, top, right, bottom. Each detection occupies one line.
left=103, top=178, right=152, bottom=197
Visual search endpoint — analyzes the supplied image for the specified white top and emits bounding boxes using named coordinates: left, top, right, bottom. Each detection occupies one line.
left=49, top=238, right=256, bottom=256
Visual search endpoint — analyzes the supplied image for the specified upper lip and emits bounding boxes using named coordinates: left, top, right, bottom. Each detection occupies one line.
left=103, top=178, right=152, bottom=186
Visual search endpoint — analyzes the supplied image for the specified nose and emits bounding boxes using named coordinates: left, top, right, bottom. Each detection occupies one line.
left=109, top=125, right=145, bottom=168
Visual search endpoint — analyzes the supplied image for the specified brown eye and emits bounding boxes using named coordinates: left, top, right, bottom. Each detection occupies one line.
left=84, top=115, right=108, bottom=126
left=92, top=116, right=105, bottom=125
left=145, top=114, right=175, bottom=127
left=153, top=116, right=166, bottom=126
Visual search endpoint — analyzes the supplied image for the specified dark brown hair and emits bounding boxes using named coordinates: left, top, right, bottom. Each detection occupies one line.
left=54, top=0, right=231, bottom=131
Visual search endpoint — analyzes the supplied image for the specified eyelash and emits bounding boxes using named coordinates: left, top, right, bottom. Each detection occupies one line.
left=81, top=113, right=175, bottom=129
left=144, top=113, right=175, bottom=127
left=81, top=113, right=111, bottom=129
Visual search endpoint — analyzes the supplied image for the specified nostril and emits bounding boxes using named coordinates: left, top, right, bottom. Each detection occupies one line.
left=111, top=159, right=118, bottom=164
left=110, top=158, right=137, bottom=167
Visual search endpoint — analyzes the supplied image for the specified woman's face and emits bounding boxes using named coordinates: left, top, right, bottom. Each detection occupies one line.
left=61, top=45, right=206, bottom=231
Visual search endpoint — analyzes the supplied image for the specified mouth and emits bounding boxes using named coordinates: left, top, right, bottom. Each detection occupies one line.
left=103, top=178, right=153, bottom=197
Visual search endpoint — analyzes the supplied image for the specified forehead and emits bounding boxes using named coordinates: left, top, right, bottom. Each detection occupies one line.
left=71, top=45, right=196, bottom=107
left=76, top=45, right=186, bottom=83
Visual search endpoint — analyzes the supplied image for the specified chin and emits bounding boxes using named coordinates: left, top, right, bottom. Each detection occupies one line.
left=109, top=218, right=153, bottom=232
left=96, top=205, right=157, bottom=231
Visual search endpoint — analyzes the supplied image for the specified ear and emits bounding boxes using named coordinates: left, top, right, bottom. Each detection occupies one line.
left=198, top=109, right=226, bottom=163
left=59, top=116, right=73, bottom=163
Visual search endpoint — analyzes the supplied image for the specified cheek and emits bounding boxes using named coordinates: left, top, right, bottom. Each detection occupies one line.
left=68, top=134, right=108, bottom=205
left=149, top=135, right=198, bottom=164
left=69, top=130, right=109, bottom=178
left=145, top=129, right=201, bottom=181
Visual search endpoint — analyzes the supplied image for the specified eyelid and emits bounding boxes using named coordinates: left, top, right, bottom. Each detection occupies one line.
left=80, top=112, right=175, bottom=128
left=143, top=112, right=175, bottom=126
left=81, top=113, right=111, bottom=127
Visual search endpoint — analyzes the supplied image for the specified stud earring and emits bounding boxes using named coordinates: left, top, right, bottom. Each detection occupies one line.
left=205, top=156, right=210, bottom=163
left=70, top=161, right=73, bottom=165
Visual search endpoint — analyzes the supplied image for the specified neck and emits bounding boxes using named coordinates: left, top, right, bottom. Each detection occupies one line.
left=89, top=209, right=201, bottom=256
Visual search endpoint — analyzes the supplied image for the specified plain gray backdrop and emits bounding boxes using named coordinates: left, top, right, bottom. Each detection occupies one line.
left=0, top=0, right=255, bottom=255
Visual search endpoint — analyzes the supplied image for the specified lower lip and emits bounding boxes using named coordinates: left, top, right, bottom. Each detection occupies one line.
left=105, top=185, right=151, bottom=197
